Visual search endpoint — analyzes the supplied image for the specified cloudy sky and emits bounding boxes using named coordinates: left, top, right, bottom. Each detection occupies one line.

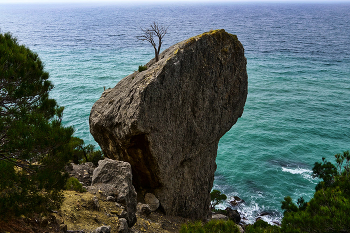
left=0, top=0, right=349, bottom=3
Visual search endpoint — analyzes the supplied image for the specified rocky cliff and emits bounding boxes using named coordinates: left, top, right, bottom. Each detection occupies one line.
left=89, top=29, right=248, bottom=220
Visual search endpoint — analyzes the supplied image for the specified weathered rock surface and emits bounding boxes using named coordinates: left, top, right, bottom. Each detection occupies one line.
left=117, top=218, right=129, bottom=233
left=90, top=159, right=137, bottom=227
left=137, top=203, right=152, bottom=216
left=144, top=193, right=160, bottom=212
left=212, top=213, right=229, bottom=220
left=93, top=225, right=111, bottom=233
left=225, top=207, right=241, bottom=224
left=90, top=29, right=248, bottom=220
left=65, top=162, right=95, bottom=186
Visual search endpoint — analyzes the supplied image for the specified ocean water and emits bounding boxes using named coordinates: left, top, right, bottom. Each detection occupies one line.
left=1, top=2, right=350, bottom=224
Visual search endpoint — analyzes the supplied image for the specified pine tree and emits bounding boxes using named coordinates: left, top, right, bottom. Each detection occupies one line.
left=0, top=32, right=74, bottom=216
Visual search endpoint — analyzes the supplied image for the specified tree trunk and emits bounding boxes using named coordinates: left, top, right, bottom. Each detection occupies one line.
left=154, top=47, right=159, bottom=62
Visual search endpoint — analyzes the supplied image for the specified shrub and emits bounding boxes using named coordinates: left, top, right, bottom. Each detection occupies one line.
left=180, top=220, right=240, bottom=233
left=281, top=151, right=350, bottom=232
left=138, top=65, right=147, bottom=72
left=69, top=136, right=104, bottom=166
left=180, top=221, right=204, bottom=233
left=245, top=219, right=281, bottom=233
left=65, top=177, right=85, bottom=193
left=86, top=149, right=104, bottom=167
left=204, top=220, right=240, bottom=232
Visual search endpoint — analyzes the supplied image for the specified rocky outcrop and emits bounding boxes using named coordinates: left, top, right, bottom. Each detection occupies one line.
left=65, top=162, right=95, bottom=186
left=212, top=214, right=229, bottom=220
left=225, top=207, right=241, bottom=224
left=90, top=29, right=248, bottom=220
left=89, top=159, right=137, bottom=227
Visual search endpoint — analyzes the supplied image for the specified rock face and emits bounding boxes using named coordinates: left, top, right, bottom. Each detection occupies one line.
left=91, top=159, right=137, bottom=227
left=90, top=29, right=248, bottom=220
left=225, top=207, right=241, bottom=224
left=65, top=162, right=95, bottom=186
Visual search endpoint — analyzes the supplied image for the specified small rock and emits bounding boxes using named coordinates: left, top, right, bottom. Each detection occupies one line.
left=94, top=225, right=111, bottom=233
left=83, top=169, right=89, bottom=178
left=230, top=200, right=238, bottom=206
left=259, top=211, right=270, bottom=216
left=106, top=196, right=116, bottom=202
left=230, top=196, right=245, bottom=206
left=212, top=213, right=228, bottom=220
left=144, top=193, right=159, bottom=212
left=118, top=218, right=129, bottom=233
left=237, top=225, right=244, bottom=233
left=138, top=204, right=151, bottom=216
left=92, top=196, right=100, bottom=210
left=118, top=210, right=128, bottom=219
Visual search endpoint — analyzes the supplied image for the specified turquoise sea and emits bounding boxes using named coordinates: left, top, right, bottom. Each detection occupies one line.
left=1, top=2, right=349, bottom=224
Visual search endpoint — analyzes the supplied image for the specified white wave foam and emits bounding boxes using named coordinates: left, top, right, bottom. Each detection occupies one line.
left=282, top=167, right=316, bottom=182
left=281, top=167, right=311, bottom=175
left=237, top=201, right=282, bottom=225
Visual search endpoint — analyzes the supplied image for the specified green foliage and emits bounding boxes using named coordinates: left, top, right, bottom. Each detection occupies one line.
left=180, top=221, right=204, bottom=233
left=138, top=65, right=147, bottom=72
left=65, top=177, right=86, bottom=193
left=245, top=219, right=281, bottom=233
left=281, top=196, right=298, bottom=214
left=180, top=220, right=240, bottom=233
left=281, top=150, right=350, bottom=233
left=210, top=189, right=227, bottom=210
left=69, top=136, right=103, bottom=166
left=296, top=197, right=307, bottom=211
left=312, top=157, right=338, bottom=191
left=0, top=32, right=74, bottom=217
left=282, top=187, right=350, bottom=232
left=85, top=148, right=103, bottom=166
left=212, top=208, right=228, bottom=215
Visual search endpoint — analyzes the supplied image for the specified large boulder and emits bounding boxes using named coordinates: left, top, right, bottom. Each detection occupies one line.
left=90, top=29, right=248, bottom=220
left=90, top=159, right=137, bottom=227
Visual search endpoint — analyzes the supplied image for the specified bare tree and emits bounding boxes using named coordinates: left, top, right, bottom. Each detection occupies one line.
left=137, top=22, right=168, bottom=62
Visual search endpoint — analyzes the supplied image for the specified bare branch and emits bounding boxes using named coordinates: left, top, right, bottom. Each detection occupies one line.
left=136, top=22, right=168, bottom=62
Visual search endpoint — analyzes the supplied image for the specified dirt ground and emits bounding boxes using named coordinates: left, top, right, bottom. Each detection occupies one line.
left=0, top=190, right=189, bottom=233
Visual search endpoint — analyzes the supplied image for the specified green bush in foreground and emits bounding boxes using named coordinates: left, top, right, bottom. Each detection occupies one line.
left=281, top=151, right=350, bottom=233
left=65, top=177, right=86, bottom=193
left=245, top=219, right=281, bottom=233
left=180, top=219, right=240, bottom=233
